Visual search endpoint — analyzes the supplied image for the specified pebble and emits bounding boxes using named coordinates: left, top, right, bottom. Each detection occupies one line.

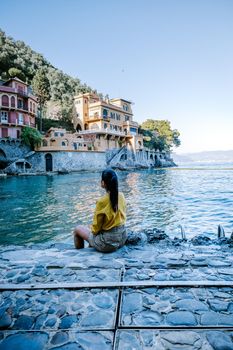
left=161, top=331, right=201, bottom=346
left=59, top=316, right=78, bottom=329
left=76, top=332, right=112, bottom=350
left=208, top=299, right=229, bottom=312
left=166, top=311, right=197, bottom=326
left=13, top=315, right=35, bottom=330
left=175, top=299, right=209, bottom=311
left=0, top=332, right=48, bottom=350
left=51, top=331, right=69, bottom=345
left=122, top=293, right=143, bottom=313
left=0, top=312, right=12, bottom=329
left=206, top=331, right=233, bottom=350
left=81, top=311, right=113, bottom=327
left=92, top=295, right=114, bottom=309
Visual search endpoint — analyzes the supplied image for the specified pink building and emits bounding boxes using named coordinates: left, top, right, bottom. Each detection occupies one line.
left=0, top=77, right=38, bottom=138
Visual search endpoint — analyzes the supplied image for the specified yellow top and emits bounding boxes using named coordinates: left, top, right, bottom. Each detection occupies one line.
left=91, top=192, right=126, bottom=234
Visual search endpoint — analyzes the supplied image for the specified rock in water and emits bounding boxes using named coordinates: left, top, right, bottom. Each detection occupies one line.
left=217, top=225, right=225, bottom=238
left=126, top=231, right=147, bottom=246
left=179, top=225, right=186, bottom=240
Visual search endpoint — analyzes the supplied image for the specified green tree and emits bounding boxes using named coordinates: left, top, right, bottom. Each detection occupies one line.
left=21, top=126, right=42, bottom=150
left=32, top=68, right=51, bottom=132
left=8, top=67, right=25, bottom=81
left=140, top=119, right=181, bottom=151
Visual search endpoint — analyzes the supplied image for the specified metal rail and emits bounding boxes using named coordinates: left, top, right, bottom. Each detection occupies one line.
left=1, top=280, right=233, bottom=290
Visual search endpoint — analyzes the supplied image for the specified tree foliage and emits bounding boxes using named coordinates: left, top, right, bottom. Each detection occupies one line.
left=0, top=28, right=96, bottom=129
left=32, top=68, right=50, bottom=106
left=21, top=127, right=42, bottom=150
left=140, top=119, right=181, bottom=151
left=8, top=67, right=25, bottom=81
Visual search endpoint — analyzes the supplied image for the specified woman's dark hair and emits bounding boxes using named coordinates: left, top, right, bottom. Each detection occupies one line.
left=102, top=169, right=118, bottom=212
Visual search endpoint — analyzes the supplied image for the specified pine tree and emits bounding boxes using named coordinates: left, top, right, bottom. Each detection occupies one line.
left=32, top=68, right=50, bottom=132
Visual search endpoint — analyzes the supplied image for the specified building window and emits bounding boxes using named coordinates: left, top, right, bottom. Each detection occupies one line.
left=1, top=111, right=8, bottom=123
left=61, top=139, right=68, bottom=146
left=125, top=115, right=130, bottom=121
left=130, top=127, right=137, bottom=135
left=123, top=104, right=128, bottom=111
left=103, top=109, right=108, bottom=119
left=11, top=96, right=16, bottom=108
left=116, top=113, right=121, bottom=121
left=2, top=95, right=9, bottom=107
left=18, top=113, right=24, bottom=125
left=2, top=128, right=8, bottom=138
left=104, top=123, right=108, bottom=129
left=43, top=140, right=48, bottom=147
left=33, top=103, right=35, bottom=113
left=29, top=101, right=32, bottom=112
left=18, top=99, right=23, bottom=109
left=54, top=132, right=59, bottom=137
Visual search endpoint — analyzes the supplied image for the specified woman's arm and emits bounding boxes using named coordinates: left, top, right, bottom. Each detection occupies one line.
left=91, top=201, right=105, bottom=234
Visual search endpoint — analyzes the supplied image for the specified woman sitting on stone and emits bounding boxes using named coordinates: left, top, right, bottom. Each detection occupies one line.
left=73, top=169, right=127, bottom=252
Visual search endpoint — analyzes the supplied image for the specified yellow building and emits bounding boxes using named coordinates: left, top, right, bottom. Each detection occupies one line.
left=38, top=128, right=94, bottom=152
left=38, top=93, right=143, bottom=154
left=73, top=93, right=143, bottom=152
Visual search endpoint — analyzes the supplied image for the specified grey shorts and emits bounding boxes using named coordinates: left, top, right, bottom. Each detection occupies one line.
left=88, top=225, right=127, bottom=253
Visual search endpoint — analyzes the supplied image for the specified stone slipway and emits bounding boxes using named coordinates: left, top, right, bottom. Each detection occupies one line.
left=0, top=235, right=233, bottom=349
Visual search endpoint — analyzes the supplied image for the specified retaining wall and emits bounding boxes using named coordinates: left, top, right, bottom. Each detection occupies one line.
left=29, top=151, right=106, bottom=172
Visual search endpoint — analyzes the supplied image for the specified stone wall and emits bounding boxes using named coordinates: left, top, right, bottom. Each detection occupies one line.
left=29, top=151, right=106, bottom=173
left=1, top=141, right=176, bottom=174
left=0, top=139, right=30, bottom=161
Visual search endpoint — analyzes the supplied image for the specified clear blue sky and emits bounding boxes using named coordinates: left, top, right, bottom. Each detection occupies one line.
left=2, top=0, right=233, bottom=153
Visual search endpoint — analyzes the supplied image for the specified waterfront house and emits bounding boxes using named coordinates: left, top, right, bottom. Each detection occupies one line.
left=35, top=94, right=173, bottom=172
left=38, top=93, right=144, bottom=153
left=73, top=93, right=144, bottom=152
left=39, top=128, right=94, bottom=152
left=0, top=77, right=38, bottom=139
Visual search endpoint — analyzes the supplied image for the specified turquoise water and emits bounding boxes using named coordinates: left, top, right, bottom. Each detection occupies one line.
left=0, top=165, right=233, bottom=245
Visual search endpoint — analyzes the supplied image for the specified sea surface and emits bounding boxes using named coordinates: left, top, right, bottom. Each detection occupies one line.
left=0, top=162, right=233, bottom=245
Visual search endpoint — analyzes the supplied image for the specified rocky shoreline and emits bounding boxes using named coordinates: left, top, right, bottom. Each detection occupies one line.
left=0, top=231, right=233, bottom=349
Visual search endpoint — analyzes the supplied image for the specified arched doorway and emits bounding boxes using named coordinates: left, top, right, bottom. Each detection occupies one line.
left=120, top=153, right=127, bottom=161
left=0, top=149, right=7, bottom=170
left=76, top=124, right=82, bottom=132
left=45, top=153, right=53, bottom=172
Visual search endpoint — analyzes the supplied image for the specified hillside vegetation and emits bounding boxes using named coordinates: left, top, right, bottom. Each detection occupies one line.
left=0, top=29, right=181, bottom=151
left=0, top=29, right=99, bottom=130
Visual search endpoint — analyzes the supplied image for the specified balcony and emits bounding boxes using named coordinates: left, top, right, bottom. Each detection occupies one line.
left=123, top=120, right=138, bottom=127
left=17, top=105, right=28, bottom=112
left=88, top=114, right=102, bottom=121
left=17, top=89, right=28, bottom=97
left=78, top=128, right=133, bottom=138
